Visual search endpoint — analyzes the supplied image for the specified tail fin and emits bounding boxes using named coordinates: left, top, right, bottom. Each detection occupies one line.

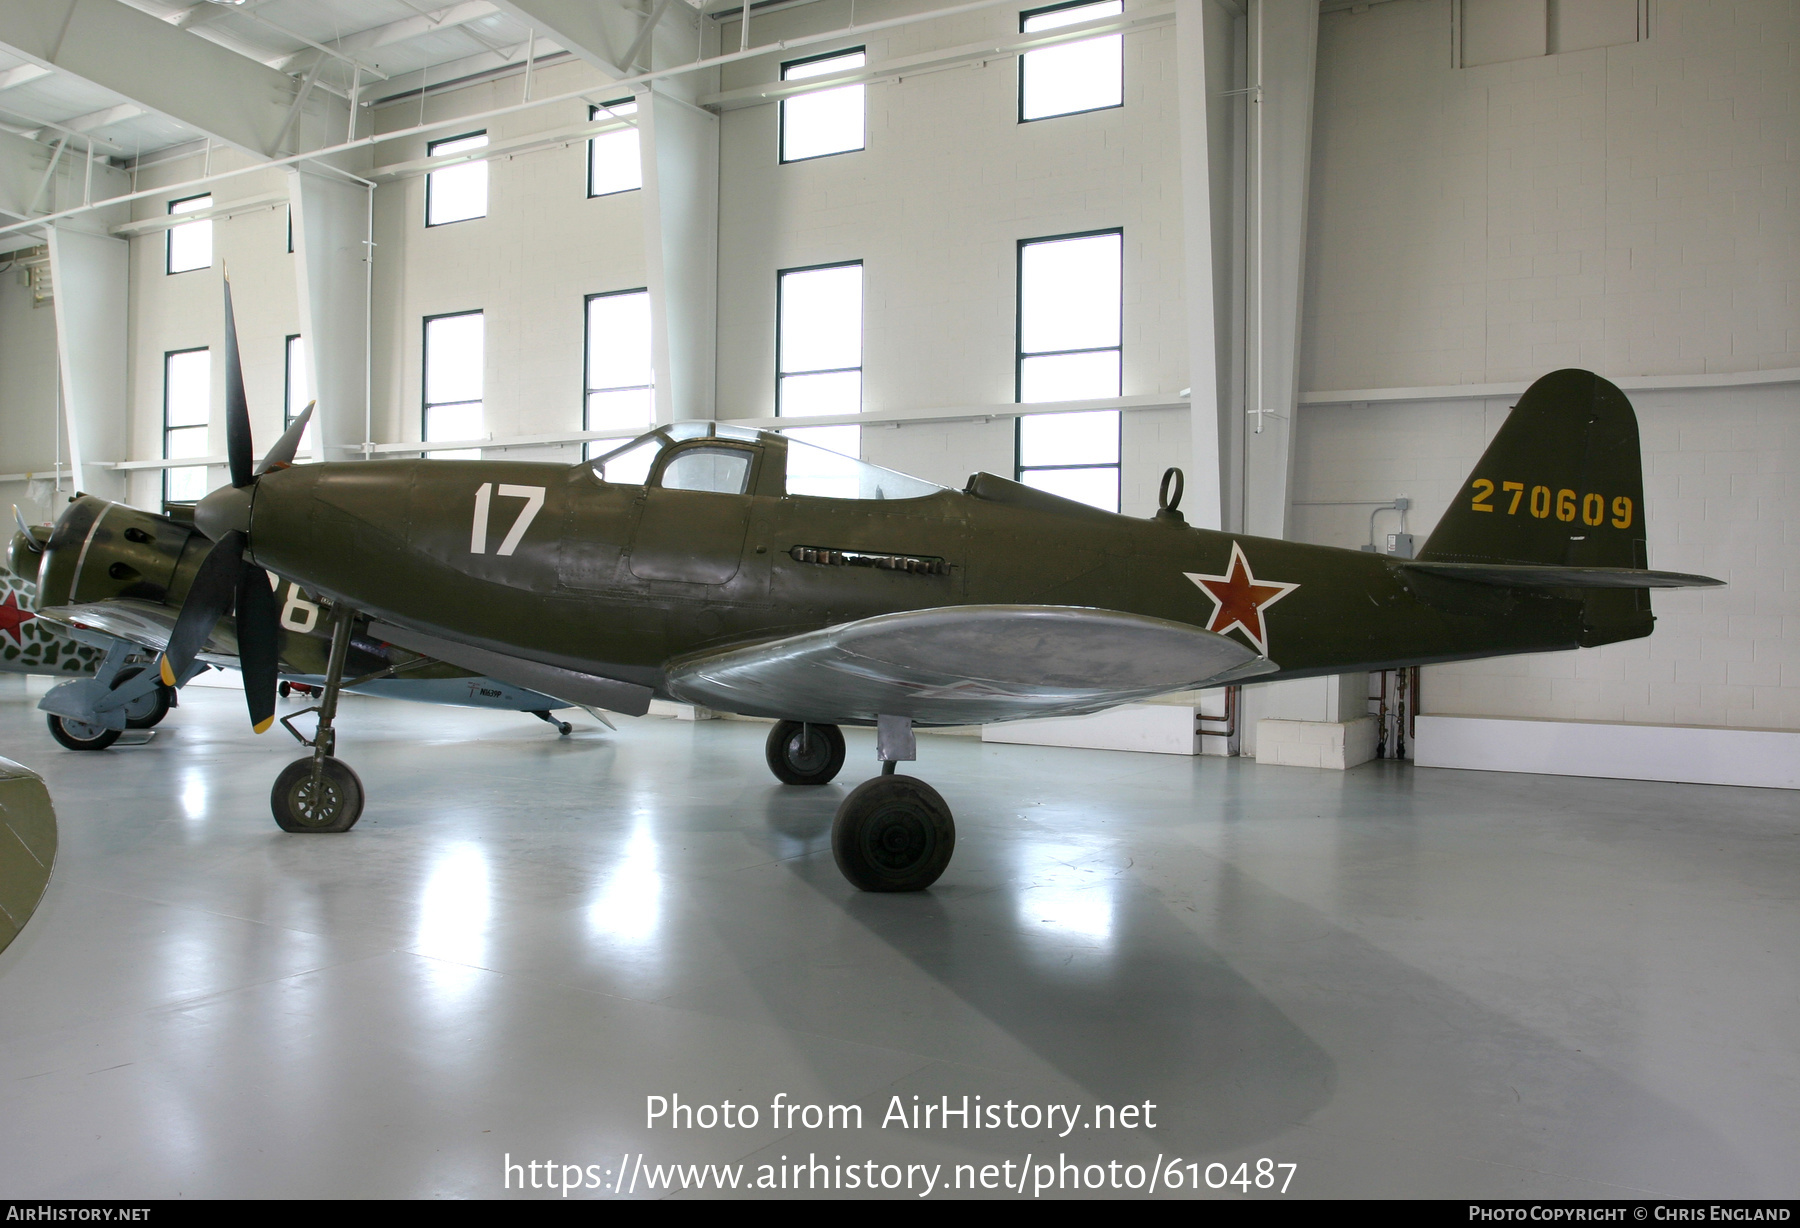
left=1419, top=369, right=1652, bottom=644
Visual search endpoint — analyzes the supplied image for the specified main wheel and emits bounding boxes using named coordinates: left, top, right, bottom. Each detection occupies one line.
left=112, top=667, right=172, bottom=730
left=766, top=720, right=846, bottom=786
left=46, top=713, right=120, bottom=751
left=831, top=774, right=955, bottom=892
left=271, top=756, right=365, bottom=833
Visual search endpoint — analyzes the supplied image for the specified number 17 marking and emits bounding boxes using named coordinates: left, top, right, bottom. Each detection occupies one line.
left=470, top=483, right=545, bottom=556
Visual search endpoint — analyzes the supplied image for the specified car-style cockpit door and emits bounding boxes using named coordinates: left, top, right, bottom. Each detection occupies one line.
left=627, top=441, right=761, bottom=584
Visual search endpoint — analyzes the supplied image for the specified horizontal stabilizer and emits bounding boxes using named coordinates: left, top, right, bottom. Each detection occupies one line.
left=1398, top=562, right=1723, bottom=590
left=666, top=604, right=1277, bottom=727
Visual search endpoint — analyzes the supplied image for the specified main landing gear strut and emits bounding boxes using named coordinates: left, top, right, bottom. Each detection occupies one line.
left=764, top=714, right=955, bottom=893
left=270, top=605, right=365, bottom=833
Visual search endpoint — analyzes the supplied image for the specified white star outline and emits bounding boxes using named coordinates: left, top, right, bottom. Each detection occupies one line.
left=1183, top=540, right=1301, bottom=657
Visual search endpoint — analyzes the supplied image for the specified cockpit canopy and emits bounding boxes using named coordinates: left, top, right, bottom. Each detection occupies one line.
left=586, top=423, right=944, bottom=501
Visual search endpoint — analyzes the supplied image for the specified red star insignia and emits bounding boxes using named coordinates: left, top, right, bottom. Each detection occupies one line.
left=1184, top=542, right=1298, bottom=657
left=0, top=589, right=34, bottom=647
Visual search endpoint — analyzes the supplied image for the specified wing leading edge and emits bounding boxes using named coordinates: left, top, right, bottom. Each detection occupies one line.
left=665, top=604, right=1277, bottom=727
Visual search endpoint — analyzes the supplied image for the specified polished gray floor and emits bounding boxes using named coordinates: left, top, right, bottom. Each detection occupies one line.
left=0, top=675, right=1795, bottom=1199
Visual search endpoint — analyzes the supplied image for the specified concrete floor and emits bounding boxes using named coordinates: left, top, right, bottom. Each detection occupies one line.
left=0, top=675, right=1795, bottom=1200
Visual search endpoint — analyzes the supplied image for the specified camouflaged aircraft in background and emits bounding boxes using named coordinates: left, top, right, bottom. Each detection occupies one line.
left=17, top=279, right=1724, bottom=893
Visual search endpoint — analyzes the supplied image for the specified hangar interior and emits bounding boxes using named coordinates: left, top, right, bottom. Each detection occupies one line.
left=0, top=0, right=1795, bottom=1200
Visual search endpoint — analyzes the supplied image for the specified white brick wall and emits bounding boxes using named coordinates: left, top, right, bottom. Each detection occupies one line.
left=1303, top=0, right=1800, bottom=391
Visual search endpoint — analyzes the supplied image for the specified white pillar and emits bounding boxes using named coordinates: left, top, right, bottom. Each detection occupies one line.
left=1175, top=0, right=1232, bottom=531
left=288, top=167, right=371, bottom=460
left=638, top=84, right=719, bottom=424
left=46, top=224, right=126, bottom=501
left=1242, top=0, right=1318, bottom=540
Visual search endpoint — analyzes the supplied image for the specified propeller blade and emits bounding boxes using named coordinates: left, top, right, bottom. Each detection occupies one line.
left=158, top=530, right=245, bottom=687
left=235, top=564, right=281, bottom=734
left=11, top=505, right=41, bottom=553
left=256, top=401, right=314, bottom=475
left=222, top=276, right=254, bottom=489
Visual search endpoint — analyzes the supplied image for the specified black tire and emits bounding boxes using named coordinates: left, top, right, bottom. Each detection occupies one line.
left=831, top=774, right=955, bottom=892
left=46, top=713, right=121, bottom=752
left=271, top=756, right=365, bottom=833
left=766, top=720, right=847, bottom=785
left=278, top=681, right=291, bottom=699
left=111, top=667, right=172, bottom=730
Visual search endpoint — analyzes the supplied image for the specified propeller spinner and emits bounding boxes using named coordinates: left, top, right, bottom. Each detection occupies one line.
left=158, top=275, right=316, bottom=736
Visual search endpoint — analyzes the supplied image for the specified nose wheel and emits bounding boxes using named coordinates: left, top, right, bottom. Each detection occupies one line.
left=272, top=605, right=365, bottom=834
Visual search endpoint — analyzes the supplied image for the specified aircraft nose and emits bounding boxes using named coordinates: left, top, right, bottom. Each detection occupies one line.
left=195, top=483, right=252, bottom=542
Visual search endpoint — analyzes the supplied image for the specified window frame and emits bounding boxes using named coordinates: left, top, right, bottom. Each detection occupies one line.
left=583, top=287, right=654, bottom=459
left=1017, top=0, right=1126, bottom=125
left=162, top=346, right=210, bottom=505
left=775, top=258, right=865, bottom=418
left=165, top=192, right=213, bottom=275
left=1013, top=227, right=1124, bottom=506
left=421, top=308, right=486, bottom=456
left=424, top=130, right=489, bottom=228
left=778, top=46, right=868, bottom=165
left=587, top=99, right=643, bottom=198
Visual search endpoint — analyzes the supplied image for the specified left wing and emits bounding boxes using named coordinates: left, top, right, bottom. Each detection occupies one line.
left=666, top=604, right=1277, bottom=726
left=36, top=600, right=239, bottom=658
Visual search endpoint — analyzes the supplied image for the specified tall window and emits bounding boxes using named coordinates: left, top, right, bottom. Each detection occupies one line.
left=780, top=48, right=866, bottom=163
left=589, top=99, right=642, bottom=197
left=585, top=289, right=653, bottom=458
left=426, top=131, right=488, bottom=226
left=166, top=194, right=212, bottom=274
left=777, top=261, right=863, bottom=460
left=163, top=348, right=210, bottom=504
left=423, top=311, right=484, bottom=459
left=284, top=334, right=316, bottom=460
left=1016, top=229, right=1122, bottom=512
left=1019, top=0, right=1124, bottom=122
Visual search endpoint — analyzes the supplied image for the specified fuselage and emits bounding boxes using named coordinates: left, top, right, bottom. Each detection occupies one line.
left=242, top=428, right=1611, bottom=710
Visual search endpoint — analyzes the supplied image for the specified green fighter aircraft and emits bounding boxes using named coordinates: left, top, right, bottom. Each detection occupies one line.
left=71, top=281, right=1725, bottom=892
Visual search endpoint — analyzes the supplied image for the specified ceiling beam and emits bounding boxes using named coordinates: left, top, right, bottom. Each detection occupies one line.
left=0, top=62, right=49, bottom=91
left=0, top=0, right=321, bottom=157
left=272, top=1, right=502, bottom=74
left=486, top=0, right=635, bottom=78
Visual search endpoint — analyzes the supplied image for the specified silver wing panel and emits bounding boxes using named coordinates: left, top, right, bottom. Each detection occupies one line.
left=36, top=601, right=240, bottom=657
left=666, top=604, right=1275, bottom=726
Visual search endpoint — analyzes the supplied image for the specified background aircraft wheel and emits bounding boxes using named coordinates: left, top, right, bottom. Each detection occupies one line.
left=111, top=667, right=172, bottom=730
left=766, top=720, right=846, bottom=785
left=831, top=774, right=954, bottom=892
left=270, top=757, right=364, bottom=833
left=46, top=714, right=120, bottom=752
left=278, top=681, right=291, bottom=699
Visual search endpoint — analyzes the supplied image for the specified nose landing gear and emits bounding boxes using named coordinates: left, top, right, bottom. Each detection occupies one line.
left=830, top=715, right=954, bottom=893
left=271, top=605, right=364, bottom=834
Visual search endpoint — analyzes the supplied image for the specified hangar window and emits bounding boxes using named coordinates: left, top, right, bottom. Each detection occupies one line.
left=589, top=100, right=642, bottom=197
left=785, top=436, right=942, bottom=500
left=1015, top=229, right=1122, bottom=513
left=781, top=49, right=865, bottom=163
left=284, top=334, right=315, bottom=460
left=426, top=131, right=488, bottom=226
left=166, top=194, right=212, bottom=274
left=423, top=311, right=485, bottom=459
left=777, top=260, right=863, bottom=463
left=1019, top=0, right=1124, bottom=123
left=1458, top=0, right=1644, bottom=67
left=163, top=347, right=211, bottom=504
left=585, top=288, right=654, bottom=458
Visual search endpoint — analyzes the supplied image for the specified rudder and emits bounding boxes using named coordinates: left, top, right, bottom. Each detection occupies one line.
left=1420, top=369, right=1652, bottom=643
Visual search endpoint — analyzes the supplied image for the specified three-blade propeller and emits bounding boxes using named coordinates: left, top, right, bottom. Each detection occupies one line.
left=158, top=276, right=315, bottom=735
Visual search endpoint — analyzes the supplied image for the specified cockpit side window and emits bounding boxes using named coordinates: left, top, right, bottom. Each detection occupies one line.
left=592, top=435, right=664, bottom=485
left=657, top=445, right=755, bottom=494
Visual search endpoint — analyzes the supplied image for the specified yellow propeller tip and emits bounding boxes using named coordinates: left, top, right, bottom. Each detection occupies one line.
left=253, top=717, right=274, bottom=735
left=159, top=657, right=176, bottom=686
